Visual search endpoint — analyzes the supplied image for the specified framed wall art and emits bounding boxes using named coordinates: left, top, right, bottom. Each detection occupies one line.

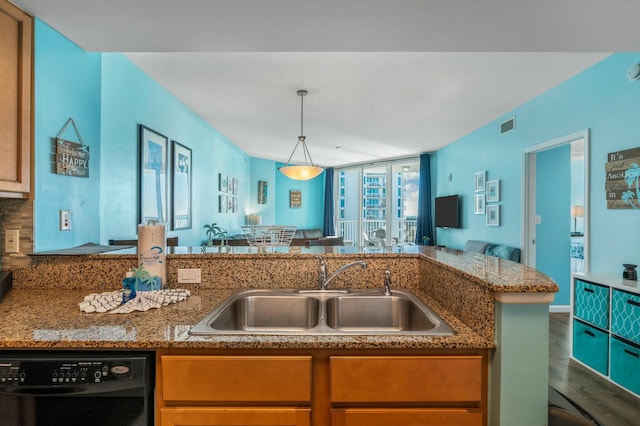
left=474, top=194, right=486, bottom=215
left=486, top=179, right=500, bottom=203
left=218, top=173, right=228, bottom=193
left=258, top=180, right=268, bottom=204
left=289, top=190, right=302, bottom=208
left=475, top=171, right=486, bottom=192
left=139, top=125, right=169, bottom=224
left=219, top=195, right=228, bottom=213
left=171, top=141, right=192, bottom=230
left=487, top=204, right=500, bottom=226
left=232, top=177, right=238, bottom=195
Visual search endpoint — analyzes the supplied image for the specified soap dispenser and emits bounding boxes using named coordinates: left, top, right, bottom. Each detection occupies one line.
left=122, top=270, right=137, bottom=303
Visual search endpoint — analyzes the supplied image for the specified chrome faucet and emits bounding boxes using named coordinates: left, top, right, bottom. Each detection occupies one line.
left=317, top=256, right=367, bottom=290
left=383, top=270, right=392, bottom=296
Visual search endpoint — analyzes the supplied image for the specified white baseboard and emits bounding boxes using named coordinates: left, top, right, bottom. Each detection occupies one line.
left=549, top=305, right=570, bottom=313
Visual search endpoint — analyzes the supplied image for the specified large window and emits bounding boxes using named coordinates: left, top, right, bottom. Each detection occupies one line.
left=335, top=158, right=419, bottom=246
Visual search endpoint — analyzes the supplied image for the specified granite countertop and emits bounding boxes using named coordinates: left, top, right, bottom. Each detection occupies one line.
left=0, top=287, right=491, bottom=351
left=2, top=245, right=559, bottom=351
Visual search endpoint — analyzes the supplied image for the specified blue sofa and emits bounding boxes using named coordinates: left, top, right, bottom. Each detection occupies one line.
left=464, top=240, right=521, bottom=263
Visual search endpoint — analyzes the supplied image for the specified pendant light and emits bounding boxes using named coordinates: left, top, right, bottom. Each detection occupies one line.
left=279, top=89, right=324, bottom=180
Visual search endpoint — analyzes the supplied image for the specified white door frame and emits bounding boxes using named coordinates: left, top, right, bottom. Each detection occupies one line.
left=521, top=129, right=590, bottom=273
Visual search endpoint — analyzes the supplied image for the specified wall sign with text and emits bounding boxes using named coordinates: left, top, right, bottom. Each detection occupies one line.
left=606, top=147, right=640, bottom=209
left=55, top=118, right=89, bottom=177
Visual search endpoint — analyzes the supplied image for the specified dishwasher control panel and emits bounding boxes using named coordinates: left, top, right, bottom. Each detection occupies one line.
left=0, top=358, right=134, bottom=386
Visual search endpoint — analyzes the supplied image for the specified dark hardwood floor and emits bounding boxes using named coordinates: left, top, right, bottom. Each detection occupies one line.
left=549, top=313, right=640, bottom=426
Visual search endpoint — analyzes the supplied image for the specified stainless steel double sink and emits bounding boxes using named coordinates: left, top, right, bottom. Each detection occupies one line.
left=188, top=288, right=455, bottom=336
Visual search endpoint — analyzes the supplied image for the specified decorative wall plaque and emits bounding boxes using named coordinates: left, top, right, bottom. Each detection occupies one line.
left=55, top=118, right=89, bottom=177
left=289, top=190, right=302, bottom=208
left=606, top=147, right=640, bottom=209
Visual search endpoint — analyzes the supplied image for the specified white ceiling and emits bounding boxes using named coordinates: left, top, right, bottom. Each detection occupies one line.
left=13, top=0, right=637, bottom=167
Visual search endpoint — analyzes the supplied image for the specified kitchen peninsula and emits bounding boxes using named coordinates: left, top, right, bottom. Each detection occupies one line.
left=2, top=245, right=557, bottom=426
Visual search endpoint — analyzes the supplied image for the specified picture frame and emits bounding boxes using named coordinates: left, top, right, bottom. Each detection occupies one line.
left=219, top=173, right=228, bottom=193
left=139, top=125, right=169, bottom=224
left=486, top=179, right=500, bottom=202
left=486, top=204, right=500, bottom=226
left=474, top=194, right=486, bottom=215
left=219, top=195, right=228, bottom=213
left=258, top=180, right=268, bottom=204
left=232, top=177, right=238, bottom=195
left=171, top=141, right=192, bottom=230
left=475, top=171, right=486, bottom=192
left=289, top=190, right=302, bottom=208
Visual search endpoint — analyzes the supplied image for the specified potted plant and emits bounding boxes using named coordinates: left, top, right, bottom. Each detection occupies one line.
left=203, top=222, right=228, bottom=246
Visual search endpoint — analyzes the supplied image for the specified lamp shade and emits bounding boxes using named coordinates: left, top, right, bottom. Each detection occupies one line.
left=279, top=90, right=324, bottom=181
left=246, top=214, right=262, bottom=225
left=571, top=205, right=584, bottom=217
left=279, top=165, right=324, bottom=180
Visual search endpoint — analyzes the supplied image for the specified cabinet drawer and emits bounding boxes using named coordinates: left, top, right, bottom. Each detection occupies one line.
left=161, top=356, right=312, bottom=402
left=572, top=320, right=608, bottom=375
left=161, top=407, right=311, bottom=426
left=611, top=289, right=640, bottom=345
left=331, top=408, right=482, bottom=426
left=330, top=356, right=483, bottom=403
left=574, top=279, right=609, bottom=330
left=610, top=337, right=640, bottom=395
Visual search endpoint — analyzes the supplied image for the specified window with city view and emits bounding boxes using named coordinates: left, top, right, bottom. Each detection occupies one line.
left=335, top=158, right=419, bottom=246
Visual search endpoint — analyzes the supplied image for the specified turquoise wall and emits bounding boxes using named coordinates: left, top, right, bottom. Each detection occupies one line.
left=33, top=19, right=102, bottom=251
left=435, top=53, right=640, bottom=274
left=33, top=20, right=325, bottom=250
left=99, top=53, right=250, bottom=246
left=275, top=163, right=325, bottom=229
left=536, top=145, right=571, bottom=305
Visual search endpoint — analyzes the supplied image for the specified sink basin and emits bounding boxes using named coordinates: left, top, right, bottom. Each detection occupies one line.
left=325, top=294, right=436, bottom=332
left=189, top=288, right=455, bottom=336
left=194, top=290, right=320, bottom=332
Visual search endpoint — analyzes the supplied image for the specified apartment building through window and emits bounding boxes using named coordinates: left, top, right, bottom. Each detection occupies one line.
left=335, top=158, right=419, bottom=246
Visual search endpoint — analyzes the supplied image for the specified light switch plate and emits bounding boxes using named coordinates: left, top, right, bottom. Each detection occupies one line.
left=178, top=268, right=201, bottom=284
left=60, top=210, right=71, bottom=231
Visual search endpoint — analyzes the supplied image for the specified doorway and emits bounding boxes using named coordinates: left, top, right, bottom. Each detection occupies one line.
left=522, top=130, right=589, bottom=310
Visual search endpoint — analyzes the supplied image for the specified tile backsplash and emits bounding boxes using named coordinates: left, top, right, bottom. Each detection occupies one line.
left=0, top=198, right=33, bottom=270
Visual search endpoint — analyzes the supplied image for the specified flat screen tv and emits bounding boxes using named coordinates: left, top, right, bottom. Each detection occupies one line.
left=435, top=195, right=461, bottom=228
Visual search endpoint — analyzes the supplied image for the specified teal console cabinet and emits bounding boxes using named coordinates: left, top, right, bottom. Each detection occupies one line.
left=571, top=273, right=640, bottom=397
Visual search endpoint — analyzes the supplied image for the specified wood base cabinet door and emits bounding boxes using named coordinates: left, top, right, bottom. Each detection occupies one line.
left=161, top=407, right=311, bottom=426
left=331, top=408, right=483, bottom=426
left=0, top=0, right=32, bottom=198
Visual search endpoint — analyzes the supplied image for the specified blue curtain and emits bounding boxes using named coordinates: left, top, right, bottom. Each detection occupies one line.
left=323, top=168, right=335, bottom=236
left=415, top=154, right=434, bottom=245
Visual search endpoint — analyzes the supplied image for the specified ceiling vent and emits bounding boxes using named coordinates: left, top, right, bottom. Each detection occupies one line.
left=500, top=117, right=515, bottom=135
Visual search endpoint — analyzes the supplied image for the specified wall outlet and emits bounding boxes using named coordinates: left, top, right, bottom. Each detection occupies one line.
left=60, top=210, right=71, bottom=231
left=178, top=268, right=201, bottom=284
left=5, top=229, right=19, bottom=253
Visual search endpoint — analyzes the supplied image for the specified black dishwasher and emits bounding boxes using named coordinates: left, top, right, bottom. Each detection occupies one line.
left=0, top=351, right=154, bottom=426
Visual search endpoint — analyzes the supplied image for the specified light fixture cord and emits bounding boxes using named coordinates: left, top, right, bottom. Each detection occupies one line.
left=300, top=92, right=304, bottom=137
left=284, top=89, right=318, bottom=168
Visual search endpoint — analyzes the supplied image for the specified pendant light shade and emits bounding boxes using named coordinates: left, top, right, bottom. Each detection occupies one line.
left=279, top=90, right=324, bottom=180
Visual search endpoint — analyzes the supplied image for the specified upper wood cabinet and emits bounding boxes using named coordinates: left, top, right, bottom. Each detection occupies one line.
left=0, top=0, right=32, bottom=198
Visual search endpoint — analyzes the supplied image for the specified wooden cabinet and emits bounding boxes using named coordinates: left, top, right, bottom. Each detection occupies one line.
left=331, top=408, right=482, bottom=426
left=330, top=356, right=484, bottom=426
left=158, top=352, right=487, bottom=426
left=159, top=355, right=312, bottom=426
left=571, top=273, right=640, bottom=397
left=160, top=407, right=311, bottom=426
left=0, top=0, right=32, bottom=198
